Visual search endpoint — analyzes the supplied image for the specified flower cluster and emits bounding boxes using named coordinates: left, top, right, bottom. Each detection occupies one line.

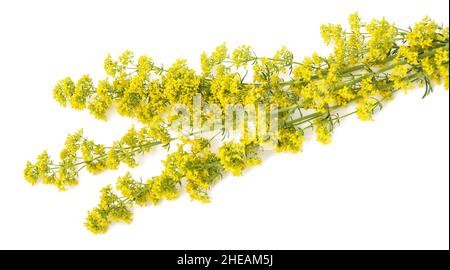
left=25, top=123, right=170, bottom=190
left=85, top=185, right=133, bottom=234
left=218, top=140, right=262, bottom=176
left=85, top=138, right=224, bottom=233
left=274, top=127, right=304, bottom=153
left=25, top=130, right=85, bottom=190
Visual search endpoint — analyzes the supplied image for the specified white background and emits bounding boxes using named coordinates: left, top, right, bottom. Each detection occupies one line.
left=0, top=0, right=448, bottom=250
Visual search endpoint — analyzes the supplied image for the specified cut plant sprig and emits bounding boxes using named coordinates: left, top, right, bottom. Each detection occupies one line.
left=51, top=16, right=448, bottom=125
left=23, top=13, right=448, bottom=233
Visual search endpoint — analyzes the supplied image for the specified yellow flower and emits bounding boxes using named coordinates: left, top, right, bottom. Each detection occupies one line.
left=211, top=43, right=228, bottom=63
left=85, top=208, right=109, bottom=234
left=407, top=16, right=439, bottom=50
left=116, top=173, right=151, bottom=206
left=201, top=43, right=228, bottom=75
left=104, top=53, right=118, bottom=77
left=85, top=185, right=134, bottom=234
left=273, top=46, right=293, bottom=70
left=397, top=46, right=419, bottom=65
left=70, top=75, right=94, bottom=110
left=360, top=78, right=375, bottom=97
left=232, top=45, right=253, bottom=68
left=88, top=96, right=111, bottom=121
left=118, top=50, right=134, bottom=69
left=321, top=23, right=346, bottom=64
left=314, top=119, right=332, bottom=144
left=186, top=181, right=211, bottom=204
left=293, top=57, right=313, bottom=82
left=218, top=141, right=261, bottom=176
left=99, top=185, right=133, bottom=223
left=163, top=59, right=201, bottom=108
left=200, top=52, right=213, bottom=75
left=336, top=86, right=356, bottom=105
left=348, top=12, right=362, bottom=31
left=36, top=150, right=56, bottom=185
left=53, top=77, right=75, bottom=107
left=243, top=85, right=265, bottom=104
left=365, top=17, right=397, bottom=63
left=150, top=173, right=180, bottom=202
left=320, top=23, right=333, bottom=45
left=274, top=127, right=304, bottom=153
left=210, top=73, right=243, bottom=107
left=391, top=64, right=413, bottom=91
left=347, top=12, right=364, bottom=64
left=137, top=55, right=154, bottom=78
left=81, top=140, right=107, bottom=174
left=24, top=161, right=39, bottom=185
left=356, top=98, right=378, bottom=121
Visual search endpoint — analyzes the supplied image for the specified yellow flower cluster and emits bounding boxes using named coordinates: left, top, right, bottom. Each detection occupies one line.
left=275, top=127, right=304, bottom=153
left=81, top=139, right=107, bottom=174
left=391, top=65, right=413, bottom=91
left=53, top=77, right=75, bottom=107
left=172, top=138, right=223, bottom=203
left=53, top=75, right=95, bottom=110
left=231, top=45, right=253, bottom=68
left=119, top=138, right=222, bottom=206
left=218, top=141, right=262, bottom=176
left=85, top=138, right=225, bottom=233
left=210, top=73, right=243, bottom=107
left=116, top=172, right=152, bottom=206
left=25, top=130, right=84, bottom=190
left=163, top=59, right=202, bottom=109
left=314, top=119, right=332, bottom=144
left=356, top=98, right=380, bottom=121
left=364, top=17, right=397, bottom=63
left=201, top=43, right=228, bottom=75
left=87, top=79, right=114, bottom=120
left=85, top=185, right=133, bottom=234
left=24, top=151, right=54, bottom=185
left=25, top=123, right=171, bottom=190
left=106, top=124, right=170, bottom=169
left=407, top=16, right=441, bottom=51
left=420, top=47, right=449, bottom=90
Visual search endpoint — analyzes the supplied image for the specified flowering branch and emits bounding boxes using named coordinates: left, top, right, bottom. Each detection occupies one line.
left=23, top=13, right=449, bottom=233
